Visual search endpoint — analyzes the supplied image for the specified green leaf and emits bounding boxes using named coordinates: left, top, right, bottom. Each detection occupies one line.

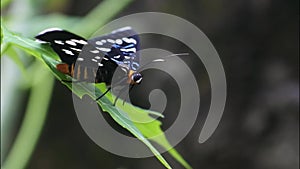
left=118, top=104, right=193, bottom=169
left=2, top=24, right=192, bottom=169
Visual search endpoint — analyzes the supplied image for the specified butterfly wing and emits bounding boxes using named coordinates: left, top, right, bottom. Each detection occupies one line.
left=88, top=27, right=140, bottom=72
left=36, top=28, right=106, bottom=82
left=35, top=28, right=88, bottom=65
left=35, top=27, right=140, bottom=84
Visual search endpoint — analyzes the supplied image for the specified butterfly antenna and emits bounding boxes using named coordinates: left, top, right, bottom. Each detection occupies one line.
left=165, top=52, right=189, bottom=58
left=137, top=53, right=189, bottom=71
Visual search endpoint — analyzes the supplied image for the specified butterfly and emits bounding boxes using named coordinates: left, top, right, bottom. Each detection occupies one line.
left=35, top=27, right=143, bottom=104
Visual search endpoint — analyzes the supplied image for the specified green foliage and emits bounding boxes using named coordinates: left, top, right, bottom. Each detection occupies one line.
left=2, top=21, right=192, bottom=169
left=1, top=0, right=192, bottom=168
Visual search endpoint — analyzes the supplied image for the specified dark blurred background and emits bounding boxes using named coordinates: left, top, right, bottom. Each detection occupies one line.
left=2, top=0, right=299, bottom=169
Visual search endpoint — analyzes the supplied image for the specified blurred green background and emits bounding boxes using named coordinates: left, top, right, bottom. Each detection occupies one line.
left=1, top=0, right=299, bottom=169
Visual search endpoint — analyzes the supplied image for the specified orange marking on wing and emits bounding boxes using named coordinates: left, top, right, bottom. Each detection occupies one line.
left=56, top=63, right=71, bottom=76
left=83, top=67, right=88, bottom=79
left=70, top=64, right=75, bottom=77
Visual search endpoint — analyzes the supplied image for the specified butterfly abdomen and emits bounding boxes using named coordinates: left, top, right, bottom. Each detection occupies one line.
left=56, top=62, right=118, bottom=84
left=57, top=64, right=98, bottom=83
left=73, top=64, right=98, bottom=83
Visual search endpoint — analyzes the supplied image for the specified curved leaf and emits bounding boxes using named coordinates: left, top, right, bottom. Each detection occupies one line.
left=2, top=24, right=192, bottom=169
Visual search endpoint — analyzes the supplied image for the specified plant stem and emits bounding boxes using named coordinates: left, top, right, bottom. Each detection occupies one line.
left=2, top=66, right=54, bottom=169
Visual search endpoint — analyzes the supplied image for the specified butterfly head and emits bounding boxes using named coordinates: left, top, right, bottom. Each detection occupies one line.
left=127, top=70, right=142, bottom=85
left=131, top=72, right=143, bottom=84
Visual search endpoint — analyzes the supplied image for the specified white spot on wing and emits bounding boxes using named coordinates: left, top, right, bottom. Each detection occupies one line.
left=98, top=63, right=103, bottom=67
left=70, top=47, right=82, bottom=52
left=120, top=48, right=136, bottom=53
left=116, top=39, right=123, bottom=45
left=114, top=55, right=121, bottom=58
left=90, top=50, right=100, bottom=54
left=91, top=59, right=98, bottom=62
left=124, top=56, right=131, bottom=59
left=71, top=39, right=88, bottom=45
left=101, top=40, right=106, bottom=43
left=62, top=49, right=74, bottom=55
left=54, top=40, right=64, bottom=45
left=66, top=40, right=77, bottom=46
left=95, top=56, right=101, bottom=59
left=107, top=39, right=115, bottom=43
left=77, top=58, right=84, bottom=61
left=96, top=41, right=103, bottom=45
left=122, top=37, right=137, bottom=44
left=111, top=58, right=118, bottom=63
left=96, top=47, right=111, bottom=52
left=121, top=67, right=128, bottom=73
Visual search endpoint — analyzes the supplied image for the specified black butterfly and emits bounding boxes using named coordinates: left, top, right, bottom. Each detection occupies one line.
left=35, top=27, right=143, bottom=103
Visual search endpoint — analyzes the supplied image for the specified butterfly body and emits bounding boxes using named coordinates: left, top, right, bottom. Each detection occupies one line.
left=35, top=27, right=142, bottom=85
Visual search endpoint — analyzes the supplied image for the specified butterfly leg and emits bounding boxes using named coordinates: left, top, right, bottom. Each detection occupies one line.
left=113, top=86, right=128, bottom=106
left=95, top=87, right=112, bottom=101
left=122, top=84, right=134, bottom=105
left=95, top=77, right=128, bottom=104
